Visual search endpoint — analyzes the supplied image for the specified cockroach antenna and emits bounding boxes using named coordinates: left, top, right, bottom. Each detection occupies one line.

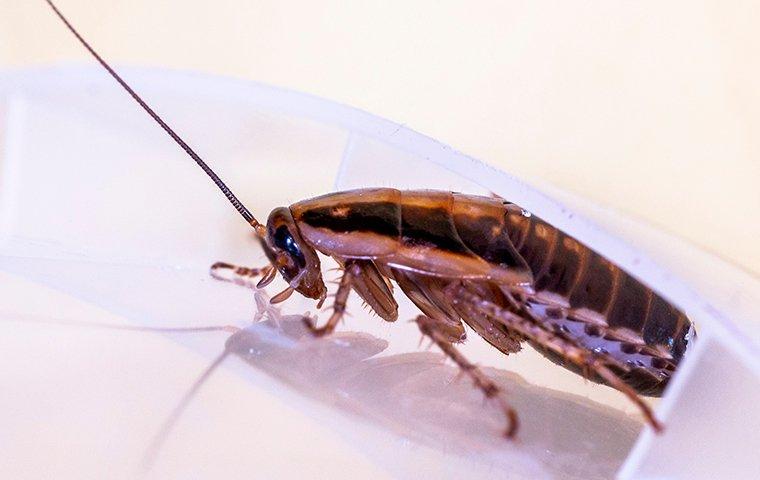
left=44, top=0, right=264, bottom=234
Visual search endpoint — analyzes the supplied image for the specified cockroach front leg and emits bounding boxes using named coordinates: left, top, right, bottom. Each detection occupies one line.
left=302, top=261, right=358, bottom=337
left=210, top=261, right=276, bottom=289
left=414, top=314, right=520, bottom=438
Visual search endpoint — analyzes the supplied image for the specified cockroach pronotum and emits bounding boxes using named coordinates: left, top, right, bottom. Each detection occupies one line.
left=44, top=0, right=693, bottom=442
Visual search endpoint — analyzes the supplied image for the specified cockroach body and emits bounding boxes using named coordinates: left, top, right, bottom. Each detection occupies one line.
left=284, top=188, right=692, bottom=396
left=45, top=0, right=693, bottom=439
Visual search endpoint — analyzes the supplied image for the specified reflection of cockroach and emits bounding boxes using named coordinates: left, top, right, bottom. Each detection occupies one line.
left=46, top=0, right=693, bottom=438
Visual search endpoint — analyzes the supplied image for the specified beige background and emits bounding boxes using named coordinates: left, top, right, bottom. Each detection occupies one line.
left=2, top=0, right=759, bottom=275
left=1, top=2, right=759, bottom=479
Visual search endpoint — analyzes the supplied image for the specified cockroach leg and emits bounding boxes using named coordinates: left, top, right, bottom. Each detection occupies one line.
left=586, top=358, right=664, bottom=433
left=303, top=261, right=357, bottom=336
left=414, top=314, right=520, bottom=439
left=503, top=293, right=664, bottom=431
left=454, top=285, right=664, bottom=432
left=347, top=260, right=398, bottom=323
left=210, top=261, right=274, bottom=289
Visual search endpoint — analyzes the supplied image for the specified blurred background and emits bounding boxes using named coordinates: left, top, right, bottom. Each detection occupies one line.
left=2, top=0, right=758, bottom=275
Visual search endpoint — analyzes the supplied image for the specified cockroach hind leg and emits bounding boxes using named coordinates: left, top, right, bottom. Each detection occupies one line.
left=459, top=284, right=665, bottom=434
left=413, top=314, right=520, bottom=439
left=590, top=358, right=665, bottom=433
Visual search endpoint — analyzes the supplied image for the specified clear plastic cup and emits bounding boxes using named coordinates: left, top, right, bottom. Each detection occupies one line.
left=1, top=66, right=757, bottom=479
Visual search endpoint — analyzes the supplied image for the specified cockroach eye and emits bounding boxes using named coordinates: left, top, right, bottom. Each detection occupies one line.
left=273, top=225, right=306, bottom=268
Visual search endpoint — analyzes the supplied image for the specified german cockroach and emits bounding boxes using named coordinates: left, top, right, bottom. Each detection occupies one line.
left=45, top=0, right=693, bottom=441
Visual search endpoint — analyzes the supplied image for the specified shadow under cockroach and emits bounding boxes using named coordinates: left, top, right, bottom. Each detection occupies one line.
left=147, top=289, right=640, bottom=480
left=2, top=277, right=640, bottom=480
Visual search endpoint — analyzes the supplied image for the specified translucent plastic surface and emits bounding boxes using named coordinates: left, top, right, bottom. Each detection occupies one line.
left=335, top=119, right=760, bottom=480
left=1, top=67, right=758, bottom=479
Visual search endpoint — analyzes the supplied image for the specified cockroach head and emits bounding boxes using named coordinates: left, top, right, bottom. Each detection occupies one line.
left=261, top=207, right=326, bottom=301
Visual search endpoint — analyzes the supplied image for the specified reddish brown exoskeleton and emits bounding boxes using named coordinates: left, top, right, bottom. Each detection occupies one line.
left=45, top=0, right=693, bottom=439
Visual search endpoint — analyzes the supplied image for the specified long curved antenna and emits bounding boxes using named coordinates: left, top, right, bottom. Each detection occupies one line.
left=44, top=0, right=263, bottom=232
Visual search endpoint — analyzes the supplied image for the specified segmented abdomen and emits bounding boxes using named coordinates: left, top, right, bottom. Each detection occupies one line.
left=504, top=207, right=692, bottom=394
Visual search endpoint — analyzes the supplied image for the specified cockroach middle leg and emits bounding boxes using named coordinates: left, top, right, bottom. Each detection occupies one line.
left=414, top=314, right=520, bottom=438
left=303, top=260, right=358, bottom=336
left=347, top=261, right=398, bottom=322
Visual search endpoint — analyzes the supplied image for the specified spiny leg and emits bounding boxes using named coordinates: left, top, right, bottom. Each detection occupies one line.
left=414, top=314, right=519, bottom=438
left=302, top=260, right=358, bottom=337
left=453, top=284, right=663, bottom=432
left=494, top=286, right=663, bottom=430
left=210, top=261, right=275, bottom=289
left=349, top=260, right=399, bottom=322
